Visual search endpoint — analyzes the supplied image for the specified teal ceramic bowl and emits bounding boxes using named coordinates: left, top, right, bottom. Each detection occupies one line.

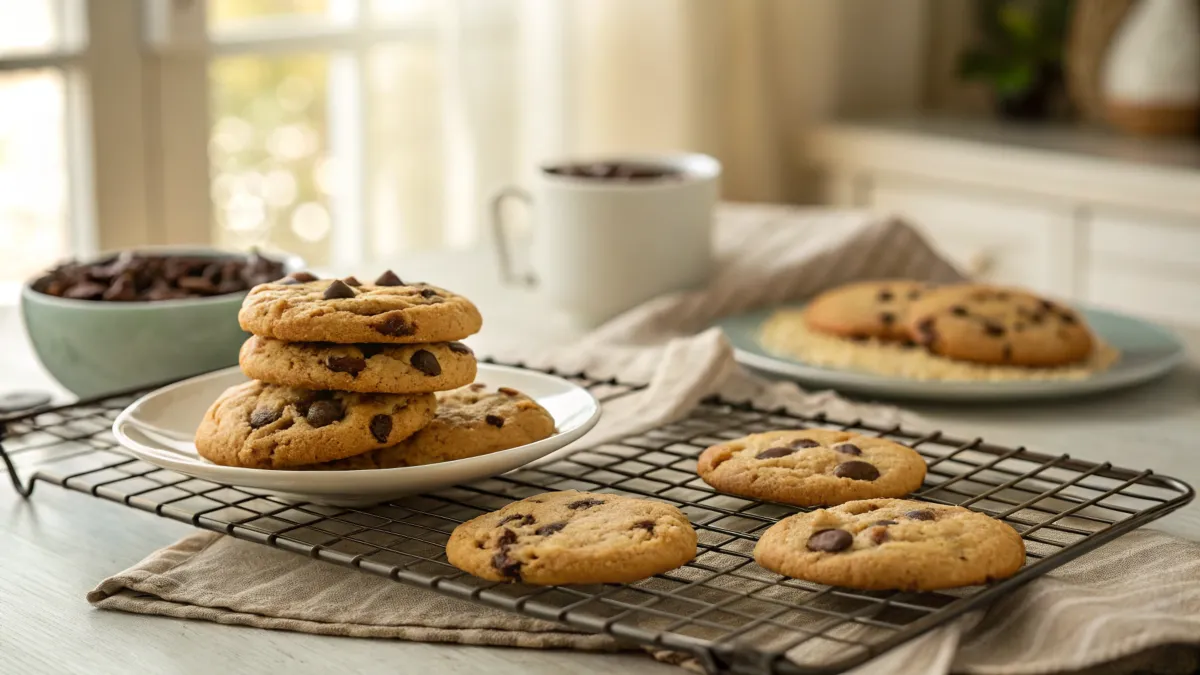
left=22, top=248, right=304, bottom=399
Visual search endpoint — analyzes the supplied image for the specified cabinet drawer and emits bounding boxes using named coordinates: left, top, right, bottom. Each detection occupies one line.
left=866, top=177, right=1074, bottom=295
left=1090, top=211, right=1200, bottom=271
left=1086, top=210, right=1200, bottom=326
left=1084, top=269, right=1200, bottom=326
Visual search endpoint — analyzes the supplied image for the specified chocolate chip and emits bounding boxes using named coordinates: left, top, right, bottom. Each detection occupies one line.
left=410, top=349, right=441, bottom=376
left=879, top=312, right=896, bottom=325
left=497, top=387, right=520, bottom=397
left=535, top=522, right=566, bottom=536
left=249, top=407, right=280, bottom=429
left=871, top=527, right=890, bottom=545
left=359, top=344, right=385, bottom=359
left=633, top=520, right=656, bottom=533
left=102, top=274, right=138, bottom=301
left=31, top=253, right=284, bottom=302
left=373, top=314, right=415, bottom=336
left=305, top=399, right=344, bottom=427
left=755, top=446, right=796, bottom=459
left=873, top=520, right=898, bottom=526
left=492, top=552, right=521, bottom=579
left=374, top=270, right=403, bottom=286
left=289, top=271, right=318, bottom=282
left=485, top=415, right=505, bottom=428
left=567, top=498, right=604, bottom=510
left=323, top=279, right=356, bottom=299
left=905, top=509, right=935, bottom=521
left=1059, top=312, right=1077, bottom=325
left=877, top=289, right=894, bottom=302
left=216, top=279, right=245, bottom=294
left=1039, top=299, right=1056, bottom=311
left=342, top=276, right=361, bottom=286
left=916, top=318, right=937, bottom=345
left=833, top=461, right=880, bottom=481
left=791, top=438, right=821, bottom=449
left=835, top=443, right=862, bottom=456
left=849, top=334, right=870, bottom=342
left=448, top=341, right=472, bottom=355
left=177, top=276, right=219, bottom=295
left=950, top=305, right=969, bottom=317
left=326, top=355, right=367, bottom=375
left=806, top=529, right=853, bottom=552
left=420, top=288, right=439, bottom=299
left=1030, top=313, right=1046, bottom=325
left=369, top=414, right=392, bottom=442
left=496, top=528, right=518, bottom=546
left=499, top=514, right=536, bottom=527
left=469, top=383, right=487, bottom=391
left=491, top=528, right=523, bottom=580
left=290, top=394, right=317, bottom=417
left=983, top=321, right=1006, bottom=337
left=61, top=279, right=109, bottom=297
left=280, top=278, right=301, bottom=285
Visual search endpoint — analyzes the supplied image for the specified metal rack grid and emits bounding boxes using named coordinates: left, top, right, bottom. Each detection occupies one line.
left=1, top=363, right=1193, bottom=675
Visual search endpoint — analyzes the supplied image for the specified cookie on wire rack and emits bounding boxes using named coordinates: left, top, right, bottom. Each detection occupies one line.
left=446, top=490, right=697, bottom=584
left=755, top=498, right=1026, bottom=591
left=697, top=429, right=927, bottom=506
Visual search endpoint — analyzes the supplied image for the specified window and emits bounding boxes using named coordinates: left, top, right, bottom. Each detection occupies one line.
left=0, top=1, right=86, bottom=284
left=0, top=0, right=524, bottom=286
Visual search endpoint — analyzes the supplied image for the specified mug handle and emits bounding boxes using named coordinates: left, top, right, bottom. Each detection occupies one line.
left=490, top=186, right=538, bottom=286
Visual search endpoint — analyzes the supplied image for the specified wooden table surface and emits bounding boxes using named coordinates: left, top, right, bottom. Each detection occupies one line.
left=3, top=246, right=1198, bottom=674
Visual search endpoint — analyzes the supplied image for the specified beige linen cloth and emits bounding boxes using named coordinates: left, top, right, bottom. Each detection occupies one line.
left=89, top=206, right=1200, bottom=674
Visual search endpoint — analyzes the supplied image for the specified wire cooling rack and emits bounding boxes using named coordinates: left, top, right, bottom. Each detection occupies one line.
left=1, top=362, right=1193, bottom=674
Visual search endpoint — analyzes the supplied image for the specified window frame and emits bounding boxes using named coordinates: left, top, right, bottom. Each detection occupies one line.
left=1, top=0, right=534, bottom=272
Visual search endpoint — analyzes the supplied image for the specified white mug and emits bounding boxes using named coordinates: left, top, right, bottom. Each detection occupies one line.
left=491, top=153, right=720, bottom=327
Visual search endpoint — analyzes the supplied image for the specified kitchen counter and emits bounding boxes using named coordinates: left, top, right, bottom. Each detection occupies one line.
left=3, top=238, right=1198, bottom=674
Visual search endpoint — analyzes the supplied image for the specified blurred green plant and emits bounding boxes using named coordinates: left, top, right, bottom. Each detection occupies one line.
left=958, top=0, right=1072, bottom=118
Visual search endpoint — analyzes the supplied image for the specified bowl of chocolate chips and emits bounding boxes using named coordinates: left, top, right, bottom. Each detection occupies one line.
left=23, top=248, right=302, bottom=398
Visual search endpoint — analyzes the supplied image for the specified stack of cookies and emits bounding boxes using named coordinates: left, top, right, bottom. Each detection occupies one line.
left=195, top=271, right=555, bottom=470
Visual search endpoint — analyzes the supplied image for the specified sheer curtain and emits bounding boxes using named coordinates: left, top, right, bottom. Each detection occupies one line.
left=446, top=0, right=806, bottom=249
left=389, top=0, right=923, bottom=255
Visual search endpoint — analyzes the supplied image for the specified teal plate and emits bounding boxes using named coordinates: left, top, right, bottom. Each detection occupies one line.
left=717, top=305, right=1186, bottom=402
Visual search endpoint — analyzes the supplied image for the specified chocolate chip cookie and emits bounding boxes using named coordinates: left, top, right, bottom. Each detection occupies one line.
left=446, top=490, right=697, bottom=585
left=195, top=380, right=436, bottom=468
left=697, top=429, right=927, bottom=506
left=238, top=271, right=482, bottom=344
left=907, top=285, right=1093, bottom=366
left=311, top=384, right=555, bottom=469
left=239, top=336, right=476, bottom=394
left=754, top=498, right=1026, bottom=590
left=803, top=280, right=931, bottom=342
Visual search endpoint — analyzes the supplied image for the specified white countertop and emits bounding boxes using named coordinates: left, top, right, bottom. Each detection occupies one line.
left=3, top=244, right=1199, bottom=674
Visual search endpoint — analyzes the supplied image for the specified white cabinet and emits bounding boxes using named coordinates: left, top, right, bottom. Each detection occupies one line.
left=865, top=177, right=1075, bottom=295
left=805, top=119, right=1200, bottom=326
left=1084, top=210, right=1200, bottom=325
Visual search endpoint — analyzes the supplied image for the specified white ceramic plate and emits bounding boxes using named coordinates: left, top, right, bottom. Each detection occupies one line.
left=112, top=364, right=601, bottom=505
left=718, top=306, right=1186, bottom=402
